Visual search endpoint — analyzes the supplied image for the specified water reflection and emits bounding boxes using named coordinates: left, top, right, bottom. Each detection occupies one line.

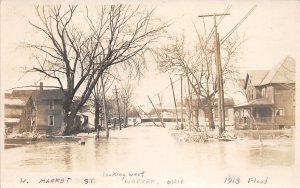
left=3, top=127, right=294, bottom=174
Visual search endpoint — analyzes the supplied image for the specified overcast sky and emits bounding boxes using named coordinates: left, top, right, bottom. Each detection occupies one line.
left=1, top=0, right=299, bottom=107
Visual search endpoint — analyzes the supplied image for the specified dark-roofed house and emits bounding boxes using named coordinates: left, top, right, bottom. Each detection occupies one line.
left=234, top=56, right=296, bottom=130
left=32, top=88, right=66, bottom=134
left=5, top=83, right=86, bottom=135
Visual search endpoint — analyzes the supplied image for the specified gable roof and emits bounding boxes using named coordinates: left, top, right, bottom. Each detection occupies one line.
left=260, top=56, right=296, bottom=85
left=244, top=56, right=296, bottom=88
left=244, top=70, right=268, bottom=89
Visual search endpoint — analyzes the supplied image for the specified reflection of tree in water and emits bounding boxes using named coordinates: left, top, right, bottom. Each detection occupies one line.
left=63, top=146, right=72, bottom=171
left=218, top=143, right=227, bottom=169
left=94, top=139, right=110, bottom=171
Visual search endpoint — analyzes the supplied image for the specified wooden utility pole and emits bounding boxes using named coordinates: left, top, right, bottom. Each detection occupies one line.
left=180, top=75, right=184, bottom=130
left=198, top=13, right=229, bottom=135
left=155, top=93, right=164, bottom=126
left=101, top=74, right=109, bottom=138
left=170, top=77, right=179, bottom=127
left=147, top=96, right=165, bottom=128
left=187, top=76, right=192, bottom=131
left=138, top=106, right=159, bottom=127
left=113, top=85, right=122, bottom=130
left=122, top=96, right=127, bottom=128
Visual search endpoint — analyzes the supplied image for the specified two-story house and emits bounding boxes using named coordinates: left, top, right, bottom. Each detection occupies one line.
left=234, top=56, right=295, bottom=130
left=5, top=83, right=88, bottom=135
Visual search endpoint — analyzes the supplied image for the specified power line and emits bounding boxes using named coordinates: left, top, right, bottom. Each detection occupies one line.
left=204, top=5, right=232, bottom=44
left=221, top=5, right=257, bottom=44
left=198, top=12, right=229, bottom=134
left=152, top=76, right=181, bottom=97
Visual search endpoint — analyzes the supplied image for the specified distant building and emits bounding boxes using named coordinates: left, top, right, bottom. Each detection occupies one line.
left=4, top=83, right=88, bottom=135
left=234, top=56, right=296, bottom=130
left=138, top=106, right=186, bottom=126
left=4, top=91, right=35, bottom=134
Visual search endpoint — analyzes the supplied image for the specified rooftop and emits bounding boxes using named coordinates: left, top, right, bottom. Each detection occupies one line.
left=234, top=98, right=273, bottom=108
left=245, top=56, right=296, bottom=88
left=260, top=56, right=296, bottom=85
left=38, top=89, right=64, bottom=100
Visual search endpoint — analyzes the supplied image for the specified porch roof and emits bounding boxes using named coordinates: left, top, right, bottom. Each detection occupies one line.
left=234, top=98, right=273, bottom=108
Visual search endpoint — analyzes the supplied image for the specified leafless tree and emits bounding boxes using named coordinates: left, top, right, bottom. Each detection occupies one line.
left=120, top=78, right=134, bottom=127
left=91, top=67, right=118, bottom=137
left=25, top=5, right=167, bottom=135
left=154, top=25, right=243, bottom=130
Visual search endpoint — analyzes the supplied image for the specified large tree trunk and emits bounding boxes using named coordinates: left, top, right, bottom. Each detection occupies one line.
left=206, top=98, right=215, bottom=130
left=195, top=97, right=201, bottom=128
left=63, top=111, right=76, bottom=136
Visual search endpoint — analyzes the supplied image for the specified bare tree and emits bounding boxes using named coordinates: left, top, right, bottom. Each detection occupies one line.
left=120, top=78, right=134, bottom=127
left=25, top=5, right=167, bottom=135
left=155, top=26, right=243, bottom=130
left=91, top=67, right=118, bottom=137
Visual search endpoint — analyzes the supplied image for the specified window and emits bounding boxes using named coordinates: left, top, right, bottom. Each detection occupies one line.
left=49, top=100, right=54, bottom=110
left=48, top=115, right=55, bottom=126
left=276, top=109, right=284, bottom=116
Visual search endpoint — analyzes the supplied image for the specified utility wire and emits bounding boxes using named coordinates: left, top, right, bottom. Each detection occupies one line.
left=152, top=77, right=181, bottom=97
left=221, top=5, right=257, bottom=44
left=206, top=5, right=232, bottom=43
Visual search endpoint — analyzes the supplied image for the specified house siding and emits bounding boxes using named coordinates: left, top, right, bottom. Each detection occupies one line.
left=36, top=99, right=64, bottom=134
left=235, top=56, right=295, bottom=130
left=274, top=87, right=295, bottom=128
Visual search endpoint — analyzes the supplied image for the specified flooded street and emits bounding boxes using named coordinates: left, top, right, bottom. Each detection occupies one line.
left=3, top=126, right=296, bottom=187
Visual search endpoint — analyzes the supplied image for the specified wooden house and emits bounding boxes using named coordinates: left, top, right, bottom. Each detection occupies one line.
left=234, top=56, right=295, bottom=130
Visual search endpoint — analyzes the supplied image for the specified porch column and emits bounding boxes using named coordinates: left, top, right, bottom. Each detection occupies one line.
left=250, top=107, right=254, bottom=130
left=271, top=107, right=275, bottom=123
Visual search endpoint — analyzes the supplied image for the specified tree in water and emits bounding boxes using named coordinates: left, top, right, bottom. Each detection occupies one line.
left=25, top=5, right=168, bottom=135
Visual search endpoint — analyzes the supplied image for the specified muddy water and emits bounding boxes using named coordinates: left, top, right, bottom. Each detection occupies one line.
left=4, top=126, right=294, bottom=174
left=3, top=126, right=296, bottom=188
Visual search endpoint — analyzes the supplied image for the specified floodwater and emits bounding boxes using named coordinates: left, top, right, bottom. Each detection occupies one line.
left=2, top=126, right=296, bottom=187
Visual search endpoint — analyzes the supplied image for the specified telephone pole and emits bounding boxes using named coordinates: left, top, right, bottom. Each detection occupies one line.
left=122, top=96, right=127, bottom=128
left=138, top=106, right=160, bottom=127
left=180, top=74, right=184, bottom=130
left=155, top=93, right=164, bottom=126
left=113, top=85, right=122, bottom=130
left=170, top=77, right=179, bottom=128
left=147, top=96, right=165, bottom=128
left=198, top=13, right=229, bottom=135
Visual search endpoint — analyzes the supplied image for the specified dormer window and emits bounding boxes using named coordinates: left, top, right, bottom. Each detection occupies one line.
left=49, top=100, right=54, bottom=110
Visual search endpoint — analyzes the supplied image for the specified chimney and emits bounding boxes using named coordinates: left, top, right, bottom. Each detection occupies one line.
left=40, top=82, right=43, bottom=91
